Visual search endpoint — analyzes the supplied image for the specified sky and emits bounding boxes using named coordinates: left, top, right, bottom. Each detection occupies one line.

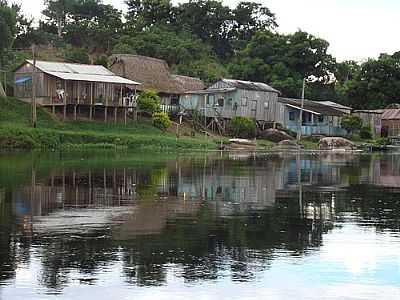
left=14, top=0, right=400, bottom=62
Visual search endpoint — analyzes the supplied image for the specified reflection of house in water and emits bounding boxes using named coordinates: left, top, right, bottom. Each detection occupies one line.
left=177, top=158, right=287, bottom=216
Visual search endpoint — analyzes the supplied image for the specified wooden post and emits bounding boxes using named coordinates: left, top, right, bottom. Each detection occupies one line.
left=31, top=45, right=37, bottom=128
left=104, top=83, right=108, bottom=122
left=114, top=107, right=117, bottom=123
left=90, top=82, right=93, bottom=120
left=63, top=80, right=67, bottom=120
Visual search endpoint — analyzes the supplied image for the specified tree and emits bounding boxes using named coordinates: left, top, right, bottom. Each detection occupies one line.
left=336, top=53, right=400, bottom=109
left=229, top=30, right=336, bottom=99
left=42, top=0, right=75, bottom=37
left=341, top=114, right=363, bottom=136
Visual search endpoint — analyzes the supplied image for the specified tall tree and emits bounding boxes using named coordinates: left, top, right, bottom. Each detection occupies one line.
left=42, top=0, right=76, bottom=37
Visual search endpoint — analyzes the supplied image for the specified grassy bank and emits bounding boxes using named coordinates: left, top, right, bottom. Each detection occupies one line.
left=0, top=97, right=217, bottom=150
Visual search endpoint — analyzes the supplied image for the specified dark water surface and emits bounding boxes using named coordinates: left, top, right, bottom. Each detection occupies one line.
left=1, top=151, right=400, bottom=300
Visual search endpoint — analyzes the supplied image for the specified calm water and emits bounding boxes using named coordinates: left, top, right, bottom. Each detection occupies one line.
left=1, top=151, right=400, bottom=300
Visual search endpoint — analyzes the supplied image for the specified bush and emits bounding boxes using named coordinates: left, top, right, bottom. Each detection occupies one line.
left=229, top=116, right=256, bottom=138
left=152, top=112, right=171, bottom=130
left=341, top=114, right=363, bottom=135
left=360, top=126, right=372, bottom=139
left=137, top=90, right=161, bottom=114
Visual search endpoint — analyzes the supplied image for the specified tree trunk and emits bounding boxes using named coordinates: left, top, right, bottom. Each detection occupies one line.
left=0, top=81, right=5, bottom=97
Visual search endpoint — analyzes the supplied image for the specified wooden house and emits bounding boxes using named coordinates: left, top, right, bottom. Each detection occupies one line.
left=380, top=109, right=400, bottom=137
left=14, top=60, right=140, bottom=122
left=354, top=110, right=383, bottom=138
left=109, top=54, right=205, bottom=113
left=181, top=78, right=281, bottom=130
left=276, top=98, right=349, bottom=136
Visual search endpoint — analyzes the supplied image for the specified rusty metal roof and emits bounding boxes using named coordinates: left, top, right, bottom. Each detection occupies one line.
left=220, top=79, right=280, bottom=94
left=279, top=98, right=346, bottom=117
left=381, top=109, right=400, bottom=120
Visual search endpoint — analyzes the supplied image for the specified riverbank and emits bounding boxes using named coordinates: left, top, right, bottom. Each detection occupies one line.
left=0, top=97, right=217, bottom=150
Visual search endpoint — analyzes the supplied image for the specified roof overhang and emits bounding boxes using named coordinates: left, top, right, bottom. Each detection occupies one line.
left=284, top=103, right=321, bottom=115
left=185, top=87, right=236, bottom=94
left=46, top=71, right=140, bottom=85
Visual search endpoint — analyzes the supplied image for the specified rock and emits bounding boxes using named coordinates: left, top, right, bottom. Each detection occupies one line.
left=272, top=139, right=302, bottom=151
left=278, top=139, right=299, bottom=147
left=259, top=128, right=294, bottom=143
left=318, top=137, right=356, bottom=150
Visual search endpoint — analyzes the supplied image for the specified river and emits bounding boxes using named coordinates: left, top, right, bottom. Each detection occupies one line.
left=0, top=151, right=399, bottom=300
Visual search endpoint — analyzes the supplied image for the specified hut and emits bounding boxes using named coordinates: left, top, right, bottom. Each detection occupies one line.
left=109, top=54, right=205, bottom=113
left=276, top=98, right=349, bottom=136
left=14, top=60, right=140, bottom=122
left=183, top=78, right=281, bottom=131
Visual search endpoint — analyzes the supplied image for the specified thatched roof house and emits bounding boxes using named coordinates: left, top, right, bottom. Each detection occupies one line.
left=109, top=54, right=205, bottom=96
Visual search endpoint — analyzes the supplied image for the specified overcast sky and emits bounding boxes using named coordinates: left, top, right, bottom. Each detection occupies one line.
left=15, top=0, right=400, bottom=62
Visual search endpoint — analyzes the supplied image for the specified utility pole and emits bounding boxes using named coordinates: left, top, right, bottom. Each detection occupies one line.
left=297, top=77, right=306, bottom=141
left=31, top=45, right=37, bottom=128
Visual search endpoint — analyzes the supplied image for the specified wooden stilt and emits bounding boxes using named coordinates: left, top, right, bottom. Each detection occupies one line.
left=90, top=82, right=93, bottom=120
left=74, top=105, right=77, bottom=120
left=105, top=107, right=108, bottom=122
left=114, top=107, right=117, bottom=123
left=124, top=107, right=127, bottom=125
left=52, top=105, right=55, bottom=115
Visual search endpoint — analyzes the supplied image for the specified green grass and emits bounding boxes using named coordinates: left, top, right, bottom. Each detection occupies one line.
left=0, top=97, right=216, bottom=150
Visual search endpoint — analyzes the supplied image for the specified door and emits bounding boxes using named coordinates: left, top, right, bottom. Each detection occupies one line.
left=250, top=100, right=257, bottom=119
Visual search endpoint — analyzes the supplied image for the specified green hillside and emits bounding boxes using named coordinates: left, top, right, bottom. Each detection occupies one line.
left=0, top=97, right=215, bottom=150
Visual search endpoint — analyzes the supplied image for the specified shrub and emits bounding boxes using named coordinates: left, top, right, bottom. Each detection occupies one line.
left=229, top=116, right=256, bottom=138
left=152, top=112, right=171, bottom=130
left=64, top=47, right=90, bottom=64
left=137, top=90, right=161, bottom=114
left=360, top=126, right=372, bottom=139
left=341, top=114, right=363, bottom=135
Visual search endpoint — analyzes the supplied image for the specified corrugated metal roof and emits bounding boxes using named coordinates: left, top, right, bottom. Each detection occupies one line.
left=382, top=109, right=400, bottom=120
left=26, top=60, right=140, bottom=85
left=279, top=97, right=346, bottom=117
left=221, top=79, right=280, bottom=93
left=185, top=87, right=236, bottom=94
left=319, top=101, right=352, bottom=110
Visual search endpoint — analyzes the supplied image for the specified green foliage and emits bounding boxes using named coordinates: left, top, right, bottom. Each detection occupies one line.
left=137, top=90, right=161, bottom=114
left=152, top=112, right=171, bottom=130
left=229, top=30, right=336, bottom=98
left=229, top=116, right=256, bottom=138
left=360, top=126, right=372, bottom=140
left=0, top=1, right=16, bottom=60
left=94, top=54, right=108, bottom=67
left=64, top=47, right=89, bottom=64
left=0, top=96, right=216, bottom=150
left=341, top=114, right=363, bottom=135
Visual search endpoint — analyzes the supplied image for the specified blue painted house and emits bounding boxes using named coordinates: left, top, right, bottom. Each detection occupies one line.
left=276, top=98, right=349, bottom=136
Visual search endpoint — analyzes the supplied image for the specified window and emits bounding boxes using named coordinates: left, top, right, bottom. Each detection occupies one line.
left=318, top=115, right=324, bottom=123
left=171, top=96, right=179, bottom=106
left=264, top=102, right=269, bottom=109
left=207, top=95, right=215, bottom=106
left=241, top=97, right=248, bottom=106
left=227, top=98, right=233, bottom=106
left=289, top=111, right=296, bottom=121
left=217, top=98, right=224, bottom=107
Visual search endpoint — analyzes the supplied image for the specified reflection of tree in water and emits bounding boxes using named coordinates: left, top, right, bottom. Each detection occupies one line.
left=36, top=230, right=117, bottom=291
left=118, top=198, right=329, bottom=285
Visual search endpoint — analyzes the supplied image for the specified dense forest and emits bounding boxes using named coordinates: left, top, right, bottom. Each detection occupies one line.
left=1, top=0, right=400, bottom=109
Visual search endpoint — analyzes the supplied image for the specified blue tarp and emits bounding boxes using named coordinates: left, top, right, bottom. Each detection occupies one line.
left=15, top=76, right=32, bottom=85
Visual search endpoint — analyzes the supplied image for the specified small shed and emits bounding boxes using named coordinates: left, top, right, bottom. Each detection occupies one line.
left=183, top=78, right=280, bottom=123
left=277, top=98, right=348, bottom=136
left=109, top=54, right=204, bottom=113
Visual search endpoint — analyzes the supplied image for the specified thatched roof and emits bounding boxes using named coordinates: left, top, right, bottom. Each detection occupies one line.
left=109, top=54, right=204, bottom=94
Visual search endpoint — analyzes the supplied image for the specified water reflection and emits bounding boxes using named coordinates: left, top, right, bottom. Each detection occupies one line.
left=1, top=152, right=400, bottom=299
